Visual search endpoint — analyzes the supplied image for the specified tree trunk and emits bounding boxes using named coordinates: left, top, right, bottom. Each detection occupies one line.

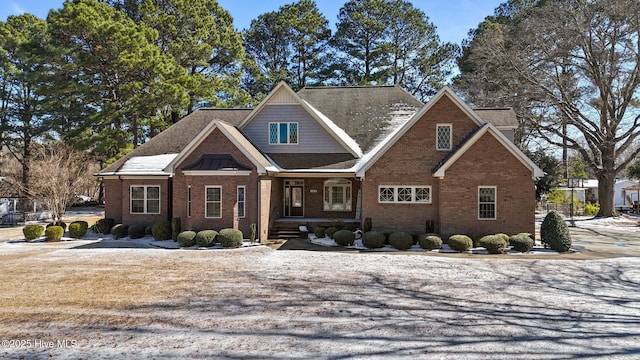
left=596, top=172, right=617, bottom=217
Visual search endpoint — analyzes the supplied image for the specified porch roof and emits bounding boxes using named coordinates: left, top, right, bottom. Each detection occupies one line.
left=183, top=154, right=251, bottom=171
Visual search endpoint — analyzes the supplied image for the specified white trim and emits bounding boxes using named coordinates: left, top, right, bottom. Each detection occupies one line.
left=478, top=186, right=497, bottom=220
left=436, top=123, right=452, bottom=151
left=378, top=185, right=432, bottom=204
left=205, top=186, right=222, bottom=219
left=186, top=186, right=192, bottom=218
left=268, top=121, right=299, bottom=145
left=130, top=185, right=161, bottom=215
left=101, top=175, right=170, bottom=180
left=237, top=185, right=246, bottom=219
left=182, top=170, right=252, bottom=176
left=323, top=179, right=352, bottom=212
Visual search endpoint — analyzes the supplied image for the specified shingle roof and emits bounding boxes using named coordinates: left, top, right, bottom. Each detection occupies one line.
left=183, top=154, right=251, bottom=171
left=297, top=85, right=424, bottom=153
left=473, top=108, right=518, bottom=128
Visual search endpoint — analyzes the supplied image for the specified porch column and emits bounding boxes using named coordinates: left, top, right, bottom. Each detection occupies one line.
left=259, top=178, right=272, bottom=243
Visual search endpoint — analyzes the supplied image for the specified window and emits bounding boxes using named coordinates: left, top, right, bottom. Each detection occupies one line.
left=378, top=186, right=431, bottom=204
left=478, top=187, right=496, bottom=220
left=205, top=186, right=222, bottom=218
left=324, top=179, right=352, bottom=211
left=237, top=186, right=246, bottom=218
left=186, top=186, right=192, bottom=218
left=436, top=124, right=452, bottom=151
left=130, top=185, right=160, bottom=214
left=269, top=122, right=298, bottom=144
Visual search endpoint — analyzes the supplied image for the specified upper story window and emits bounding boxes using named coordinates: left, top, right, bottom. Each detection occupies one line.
left=269, top=122, right=298, bottom=145
left=436, top=124, right=452, bottom=151
left=130, top=185, right=160, bottom=214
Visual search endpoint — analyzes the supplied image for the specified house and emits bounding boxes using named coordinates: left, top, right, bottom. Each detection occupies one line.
left=615, top=179, right=640, bottom=212
left=97, top=82, right=543, bottom=241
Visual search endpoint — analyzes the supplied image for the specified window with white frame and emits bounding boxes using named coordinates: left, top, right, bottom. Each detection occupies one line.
left=378, top=186, right=432, bottom=204
left=478, top=186, right=496, bottom=220
left=205, top=186, right=222, bottom=218
left=324, top=179, right=352, bottom=211
left=237, top=186, right=245, bottom=218
left=130, top=185, right=160, bottom=214
left=436, top=124, right=452, bottom=151
left=269, top=122, right=298, bottom=144
left=186, top=186, right=192, bottom=218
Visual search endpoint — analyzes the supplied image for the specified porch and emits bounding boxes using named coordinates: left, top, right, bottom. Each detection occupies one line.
left=271, top=217, right=361, bottom=239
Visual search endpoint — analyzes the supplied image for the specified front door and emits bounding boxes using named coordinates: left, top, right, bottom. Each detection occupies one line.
left=284, top=180, right=304, bottom=217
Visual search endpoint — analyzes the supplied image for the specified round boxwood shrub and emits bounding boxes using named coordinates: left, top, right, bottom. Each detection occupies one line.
left=45, top=225, right=64, bottom=242
left=47, top=221, right=67, bottom=231
left=177, top=231, right=197, bottom=247
left=218, top=228, right=244, bottom=248
left=23, top=224, right=45, bottom=241
left=111, top=224, right=129, bottom=239
left=69, top=221, right=89, bottom=238
left=495, top=233, right=510, bottom=244
left=313, top=226, right=325, bottom=238
left=479, top=235, right=508, bottom=254
left=540, top=210, right=572, bottom=252
left=195, top=230, right=218, bottom=247
left=333, top=229, right=355, bottom=246
left=325, top=227, right=337, bottom=239
left=152, top=221, right=172, bottom=241
left=418, top=234, right=442, bottom=250
left=362, top=231, right=386, bottom=249
left=389, top=232, right=414, bottom=250
left=128, top=224, right=146, bottom=239
left=448, top=235, right=473, bottom=252
left=95, top=218, right=115, bottom=234
left=509, top=234, right=535, bottom=253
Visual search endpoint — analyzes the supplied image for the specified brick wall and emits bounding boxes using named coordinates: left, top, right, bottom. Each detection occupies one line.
left=104, top=178, right=122, bottom=223
left=117, top=178, right=171, bottom=226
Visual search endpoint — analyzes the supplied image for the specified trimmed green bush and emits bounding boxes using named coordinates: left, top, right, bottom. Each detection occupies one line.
left=313, top=226, right=325, bottom=238
left=389, top=232, right=414, bottom=250
left=479, top=235, right=508, bottom=254
left=145, top=226, right=153, bottom=236
left=418, top=234, right=442, bottom=250
left=448, top=235, right=473, bottom=252
left=218, top=228, right=244, bottom=248
left=363, top=217, right=372, bottom=233
left=45, top=225, right=64, bottom=242
left=111, top=224, right=129, bottom=239
left=468, top=233, right=484, bottom=247
left=95, top=218, right=115, bottom=234
left=362, top=231, right=386, bottom=249
left=333, top=229, right=355, bottom=246
left=517, top=232, right=535, bottom=241
left=495, top=233, right=510, bottom=244
left=540, top=210, right=572, bottom=252
left=152, top=220, right=172, bottom=241
left=47, top=221, right=67, bottom=230
left=177, top=231, right=197, bottom=247
left=69, top=221, right=89, bottom=238
left=128, top=224, right=146, bottom=239
left=171, top=218, right=181, bottom=241
left=195, top=230, right=218, bottom=247
left=23, top=224, right=45, bottom=240
left=325, top=227, right=337, bottom=239
left=509, top=234, right=535, bottom=253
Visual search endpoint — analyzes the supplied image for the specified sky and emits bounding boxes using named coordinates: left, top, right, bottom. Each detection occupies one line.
left=1, top=0, right=504, bottom=45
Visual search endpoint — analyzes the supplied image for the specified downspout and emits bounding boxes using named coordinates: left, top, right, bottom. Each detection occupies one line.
left=167, top=176, right=173, bottom=221
left=256, top=174, right=261, bottom=243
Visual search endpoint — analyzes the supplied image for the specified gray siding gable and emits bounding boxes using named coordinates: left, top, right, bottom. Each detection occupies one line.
left=242, top=104, right=347, bottom=153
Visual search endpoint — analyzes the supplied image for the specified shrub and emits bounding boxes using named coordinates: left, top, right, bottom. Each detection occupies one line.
left=418, top=234, right=442, bottom=250
left=389, top=232, right=414, bottom=250
left=584, top=202, right=599, bottom=216
left=362, top=231, right=386, bottom=248
left=45, top=225, right=64, bottom=242
left=95, top=218, right=115, bottom=234
left=333, top=229, right=355, bottom=246
left=425, top=220, right=436, bottom=233
left=509, top=234, right=535, bottom=253
left=145, top=226, right=153, bottom=236
left=250, top=223, right=257, bottom=242
left=218, top=228, right=244, bottom=248
left=363, top=217, right=372, bottom=233
left=495, top=233, right=510, bottom=244
left=111, top=224, right=129, bottom=239
left=47, top=221, right=67, bottom=230
left=479, top=235, right=508, bottom=254
left=177, top=231, right=197, bottom=247
left=128, top=224, right=146, bottom=239
left=69, top=221, right=89, bottom=238
left=152, top=220, right=172, bottom=241
left=171, top=218, right=181, bottom=241
left=313, top=226, right=325, bottom=238
left=448, top=235, right=473, bottom=252
left=23, top=224, right=45, bottom=240
left=467, top=233, right=484, bottom=247
left=540, top=210, right=572, bottom=252
left=325, top=227, right=337, bottom=239
left=195, top=230, right=218, bottom=247
left=517, top=232, right=535, bottom=241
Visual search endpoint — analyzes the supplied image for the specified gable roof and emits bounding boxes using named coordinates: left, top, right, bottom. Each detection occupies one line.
left=474, top=108, right=518, bottom=129
left=98, top=109, right=251, bottom=175
left=165, top=120, right=274, bottom=175
left=432, top=123, right=544, bottom=179
left=239, top=81, right=362, bottom=157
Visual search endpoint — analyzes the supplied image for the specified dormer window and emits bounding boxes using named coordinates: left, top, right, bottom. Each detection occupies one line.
left=436, top=124, right=452, bottom=151
left=269, top=122, right=298, bottom=145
